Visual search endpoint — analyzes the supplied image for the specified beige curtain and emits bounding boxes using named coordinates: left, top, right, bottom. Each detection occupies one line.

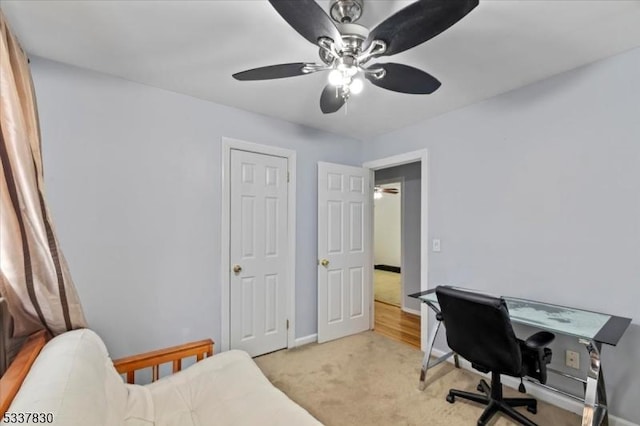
left=0, top=11, right=87, bottom=338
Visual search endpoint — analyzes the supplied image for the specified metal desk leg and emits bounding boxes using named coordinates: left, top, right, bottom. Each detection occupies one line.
left=419, top=319, right=442, bottom=390
left=419, top=319, right=457, bottom=390
left=597, top=364, right=608, bottom=426
left=581, top=340, right=608, bottom=426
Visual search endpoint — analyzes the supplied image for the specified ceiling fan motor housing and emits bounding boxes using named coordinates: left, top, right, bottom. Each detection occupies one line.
left=319, top=23, right=369, bottom=65
left=330, top=0, right=364, bottom=23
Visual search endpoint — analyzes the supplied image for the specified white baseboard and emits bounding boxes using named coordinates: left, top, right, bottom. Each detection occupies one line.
left=401, top=307, right=421, bottom=316
left=430, top=348, right=637, bottom=426
left=294, top=334, right=317, bottom=347
left=612, top=417, right=640, bottom=426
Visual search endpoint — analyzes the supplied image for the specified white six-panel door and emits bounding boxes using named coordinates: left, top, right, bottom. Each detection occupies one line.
left=317, top=162, right=371, bottom=343
left=230, top=149, right=288, bottom=356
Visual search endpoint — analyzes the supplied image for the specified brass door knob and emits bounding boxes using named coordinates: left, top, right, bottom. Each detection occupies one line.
left=320, top=259, right=329, bottom=267
left=233, top=264, right=242, bottom=273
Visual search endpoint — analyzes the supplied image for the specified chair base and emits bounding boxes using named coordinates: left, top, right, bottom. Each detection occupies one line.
left=446, top=374, right=538, bottom=426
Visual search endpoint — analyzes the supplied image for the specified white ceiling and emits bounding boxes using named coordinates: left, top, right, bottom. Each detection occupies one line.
left=2, top=1, right=640, bottom=140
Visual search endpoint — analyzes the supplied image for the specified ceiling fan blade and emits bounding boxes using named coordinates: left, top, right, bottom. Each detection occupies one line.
left=269, top=0, right=342, bottom=46
left=374, top=185, right=399, bottom=193
left=364, top=0, right=479, bottom=57
left=365, top=63, right=441, bottom=94
left=233, top=63, right=316, bottom=81
left=320, top=85, right=345, bottom=114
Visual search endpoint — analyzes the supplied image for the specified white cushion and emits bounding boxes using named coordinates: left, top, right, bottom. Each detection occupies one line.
left=147, top=350, right=322, bottom=426
left=5, top=329, right=146, bottom=426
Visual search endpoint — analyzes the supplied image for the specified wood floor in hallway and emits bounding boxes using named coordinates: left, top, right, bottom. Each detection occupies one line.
left=373, top=301, right=421, bottom=350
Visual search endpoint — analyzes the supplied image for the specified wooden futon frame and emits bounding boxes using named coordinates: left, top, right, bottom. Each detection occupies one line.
left=0, top=330, right=214, bottom=417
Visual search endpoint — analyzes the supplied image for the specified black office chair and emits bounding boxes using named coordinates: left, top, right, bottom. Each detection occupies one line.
left=436, top=286, right=555, bottom=426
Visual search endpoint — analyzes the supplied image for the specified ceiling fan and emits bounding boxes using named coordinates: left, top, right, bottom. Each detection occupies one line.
left=233, top=0, right=479, bottom=114
left=374, top=185, right=399, bottom=194
left=374, top=185, right=399, bottom=199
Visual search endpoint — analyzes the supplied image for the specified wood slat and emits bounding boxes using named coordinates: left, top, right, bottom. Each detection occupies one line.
left=374, top=301, right=421, bottom=349
left=152, top=364, right=159, bottom=382
left=0, top=330, right=48, bottom=417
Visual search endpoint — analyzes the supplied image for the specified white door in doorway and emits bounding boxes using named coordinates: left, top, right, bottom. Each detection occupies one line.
left=230, top=149, right=288, bottom=356
left=317, top=162, right=372, bottom=343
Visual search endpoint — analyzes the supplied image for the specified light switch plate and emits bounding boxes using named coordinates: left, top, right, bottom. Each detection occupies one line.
left=432, top=239, right=441, bottom=252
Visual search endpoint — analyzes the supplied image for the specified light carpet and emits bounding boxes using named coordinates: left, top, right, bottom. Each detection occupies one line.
left=255, top=331, right=580, bottom=426
left=374, top=270, right=401, bottom=307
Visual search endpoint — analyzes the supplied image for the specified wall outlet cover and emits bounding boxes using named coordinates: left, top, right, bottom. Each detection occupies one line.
left=565, top=350, right=580, bottom=369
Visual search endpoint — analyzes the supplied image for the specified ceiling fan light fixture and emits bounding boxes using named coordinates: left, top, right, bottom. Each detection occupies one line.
left=350, top=78, right=364, bottom=94
left=344, top=65, right=358, bottom=77
left=328, top=69, right=343, bottom=86
left=336, top=55, right=358, bottom=73
left=328, top=68, right=357, bottom=90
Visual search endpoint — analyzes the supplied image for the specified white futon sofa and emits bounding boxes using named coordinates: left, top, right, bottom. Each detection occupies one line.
left=5, top=329, right=321, bottom=426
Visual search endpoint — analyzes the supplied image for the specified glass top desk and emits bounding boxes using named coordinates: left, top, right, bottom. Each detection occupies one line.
left=409, top=287, right=632, bottom=426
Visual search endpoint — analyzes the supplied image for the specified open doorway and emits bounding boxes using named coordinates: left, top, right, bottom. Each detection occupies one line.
left=371, top=162, right=422, bottom=349
left=374, top=181, right=403, bottom=307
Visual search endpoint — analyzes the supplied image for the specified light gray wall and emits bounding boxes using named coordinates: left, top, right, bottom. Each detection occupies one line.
left=31, top=57, right=363, bottom=359
left=375, top=163, right=421, bottom=312
left=364, top=48, right=640, bottom=423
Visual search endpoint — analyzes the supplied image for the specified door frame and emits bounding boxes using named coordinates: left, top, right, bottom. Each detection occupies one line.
left=373, top=177, right=407, bottom=311
left=363, top=149, right=429, bottom=352
left=220, top=137, right=297, bottom=352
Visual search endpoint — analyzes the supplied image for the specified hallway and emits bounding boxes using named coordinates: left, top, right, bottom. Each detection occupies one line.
left=373, top=301, right=420, bottom=349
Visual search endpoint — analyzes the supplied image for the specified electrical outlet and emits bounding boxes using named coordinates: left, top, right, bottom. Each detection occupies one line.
left=566, top=350, right=580, bottom=369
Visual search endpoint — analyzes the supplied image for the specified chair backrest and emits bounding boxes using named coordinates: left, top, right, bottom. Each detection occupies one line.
left=436, top=286, right=523, bottom=377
